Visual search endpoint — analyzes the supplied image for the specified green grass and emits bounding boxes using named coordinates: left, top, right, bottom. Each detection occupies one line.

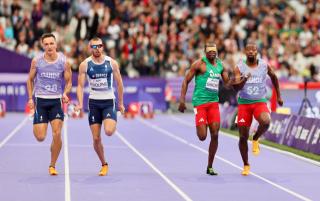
left=220, top=128, right=320, bottom=162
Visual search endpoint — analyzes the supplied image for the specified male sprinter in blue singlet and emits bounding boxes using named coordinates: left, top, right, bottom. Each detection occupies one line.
left=76, top=37, right=124, bottom=176
left=27, top=33, right=72, bottom=175
left=232, top=42, right=283, bottom=176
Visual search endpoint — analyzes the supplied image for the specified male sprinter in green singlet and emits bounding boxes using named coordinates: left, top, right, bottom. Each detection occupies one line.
left=178, top=41, right=231, bottom=175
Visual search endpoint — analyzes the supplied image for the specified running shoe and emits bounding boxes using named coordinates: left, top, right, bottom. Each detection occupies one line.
left=206, top=167, right=218, bottom=176
left=49, top=166, right=58, bottom=176
left=99, top=163, right=109, bottom=176
left=252, top=140, right=260, bottom=156
left=241, top=165, right=250, bottom=176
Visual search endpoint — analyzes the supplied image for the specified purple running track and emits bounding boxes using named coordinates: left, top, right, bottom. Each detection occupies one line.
left=0, top=113, right=319, bottom=201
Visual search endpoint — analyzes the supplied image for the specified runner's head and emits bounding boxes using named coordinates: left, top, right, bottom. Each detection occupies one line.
left=245, top=42, right=258, bottom=63
left=41, top=33, right=57, bottom=56
left=204, top=41, right=217, bottom=61
left=89, top=37, right=104, bottom=58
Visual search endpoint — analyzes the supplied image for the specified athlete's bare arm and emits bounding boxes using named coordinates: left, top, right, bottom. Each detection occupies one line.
left=62, top=61, right=72, bottom=103
left=26, top=58, right=37, bottom=109
left=221, top=68, right=231, bottom=88
left=111, top=59, right=125, bottom=114
left=267, top=64, right=283, bottom=106
left=231, top=66, right=250, bottom=91
left=178, top=59, right=201, bottom=113
left=76, top=61, right=87, bottom=110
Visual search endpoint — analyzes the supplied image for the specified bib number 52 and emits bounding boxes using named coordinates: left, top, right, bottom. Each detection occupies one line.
left=247, top=86, right=259, bottom=95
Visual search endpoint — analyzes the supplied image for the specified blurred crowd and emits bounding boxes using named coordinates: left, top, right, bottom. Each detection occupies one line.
left=0, top=0, right=320, bottom=81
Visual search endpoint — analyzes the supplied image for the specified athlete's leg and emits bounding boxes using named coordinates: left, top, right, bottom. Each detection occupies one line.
left=49, top=119, right=63, bottom=167
left=238, top=126, right=250, bottom=166
left=252, top=116, right=270, bottom=140
left=33, top=98, right=49, bottom=141
left=90, top=123, right=106, bottom=165
left=251, top=103, right=270, bottom=155
left=88, top=99, right=107, bottom=166
left=33, top=123, right=48, bottom=142
left=253, top=104, right=271, bottom=140
left=252, top=112, right=270, bottom=154
left=91, top=122, right=110, bottom=177
left=102, top=100, right=118, bottom=136
left=237, top=104, right=253, bottom=167
left=207, top=122, right=219, bottom=168
left=194, top=104, right=208, bottom=141
left=98, top=101, right=118, bottom=176
left=103, top=119, right=116, bottom=136
left=206, top=102, right=220, bottom=169
left=47, top=99, right=64, bottom=172
left=196, top=125, right=207, bottom=141
left=90, top=123, right=108, bottom=176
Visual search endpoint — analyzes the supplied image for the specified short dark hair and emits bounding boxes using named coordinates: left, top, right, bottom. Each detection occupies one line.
left=41, top=33, right=56, bottom=42
left=245, top=41, right=257, bottom=48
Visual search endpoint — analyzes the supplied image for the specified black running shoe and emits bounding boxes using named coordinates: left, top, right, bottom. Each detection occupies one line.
left=206, top=167, right=218, bottom=176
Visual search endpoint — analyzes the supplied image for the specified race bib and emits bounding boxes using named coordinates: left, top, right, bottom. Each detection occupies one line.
left=89, top=78, right=108, bottom=90
left=205, top=78, right=219, bottom=92
left=246, top=86, right=260, bottom=95
left=45, top=84, right=58, bottom=92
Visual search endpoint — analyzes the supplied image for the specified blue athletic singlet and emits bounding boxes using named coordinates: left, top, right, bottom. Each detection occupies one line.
left=85, top=56, right=115, bottom=100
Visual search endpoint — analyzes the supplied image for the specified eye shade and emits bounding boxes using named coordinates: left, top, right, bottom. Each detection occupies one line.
left=91, top=44, right=103, bottom=49
left=206, top=46, right=217, bottom=53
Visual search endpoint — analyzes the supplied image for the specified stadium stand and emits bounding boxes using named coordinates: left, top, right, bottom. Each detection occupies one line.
left=0, top=0, right=319, bottom=81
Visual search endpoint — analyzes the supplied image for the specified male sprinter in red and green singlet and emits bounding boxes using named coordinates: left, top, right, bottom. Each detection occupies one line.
left=232, top=42, right=283, bottom=176
left=179, top=42, right=231, bottom=175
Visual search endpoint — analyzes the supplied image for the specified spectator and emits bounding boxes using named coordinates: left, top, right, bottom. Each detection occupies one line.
left=0, top=0, right=319, bottom=82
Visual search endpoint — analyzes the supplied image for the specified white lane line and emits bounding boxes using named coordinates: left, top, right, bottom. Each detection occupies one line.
left=138, top=118, right=312, bottom=201
left=63, top=119, right=71, bottom=201
left=116, top=131, right=193, bottom=201
left=0, top=117, right=28, bottom=149
left=170, top=115, right=320, bottom=167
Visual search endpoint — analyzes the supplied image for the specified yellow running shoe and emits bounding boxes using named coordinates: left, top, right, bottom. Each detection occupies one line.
left=252, top=140, right=260, bottom=156
left=49, top=166, right=58, bottom=176
left=241, top=165, right=250, bottom=176
left=99, top=164, right=108, bottom=176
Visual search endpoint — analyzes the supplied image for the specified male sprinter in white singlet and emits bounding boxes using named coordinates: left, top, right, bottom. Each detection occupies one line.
left=27, top=33, right=72, bottom=175
left=76, top=37, right=124, bottom=176
left=232, top=42, right=283, bottom=176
